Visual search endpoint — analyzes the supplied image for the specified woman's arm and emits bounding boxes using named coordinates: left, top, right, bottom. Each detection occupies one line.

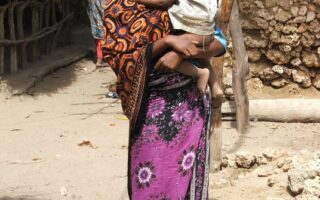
left=153, top=36, right=226, bottom=71
left=132, top=0, right=176, bottom=8
left=191, top=39, right=225, bottom=59
left=151, top=35, right=198, bottom=59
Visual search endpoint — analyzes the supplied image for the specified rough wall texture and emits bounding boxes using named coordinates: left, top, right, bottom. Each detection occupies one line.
left=223, top=0, right=320, bottom=97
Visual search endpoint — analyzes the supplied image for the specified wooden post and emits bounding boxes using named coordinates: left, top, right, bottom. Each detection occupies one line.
left=0, top=7, right=5, bottom=75
left=45, top=0, right=50, bottom=28
left=8, top=3, right=18, bottom=73
left=51, top=0, right=57, bottom=25
left=39, top=2, right=45, bottom=30
left=43, top=0, right=51, bottom=54
left=30, top=2, right=41, bottom=62
left=16, top=2, right=28, bottom=69
left=210, top=0, right=235, bottom=172
left=230, top=0, right=250, bottom=134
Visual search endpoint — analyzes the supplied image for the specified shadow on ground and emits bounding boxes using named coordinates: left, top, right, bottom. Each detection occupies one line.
left=0, top=26, right=94, bottom=96
left=0, top=196, right=44, bottom=200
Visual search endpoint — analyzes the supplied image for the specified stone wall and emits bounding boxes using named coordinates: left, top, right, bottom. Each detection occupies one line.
left=225, top=0, right=320, bottom=94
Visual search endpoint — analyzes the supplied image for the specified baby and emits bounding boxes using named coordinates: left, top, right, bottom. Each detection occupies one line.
left=136, top=0, right=223, bottom=96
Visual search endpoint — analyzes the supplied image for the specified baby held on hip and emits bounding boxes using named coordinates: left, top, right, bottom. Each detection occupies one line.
left=167, top=0, right=223, bottom=96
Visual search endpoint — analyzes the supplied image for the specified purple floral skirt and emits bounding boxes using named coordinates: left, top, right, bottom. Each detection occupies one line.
left=129, top=73, right=211, bottom=200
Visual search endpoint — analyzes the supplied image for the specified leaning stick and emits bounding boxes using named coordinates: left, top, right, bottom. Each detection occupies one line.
left=210, top=0, right=235, bottom=173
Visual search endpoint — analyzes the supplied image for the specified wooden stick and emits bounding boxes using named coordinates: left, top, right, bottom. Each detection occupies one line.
left=0, top=7, right=5, bottom=75
left=209, top=0, right=235, bottom=173
left=16, top=3, right=28, bottom=69
left=230, top=0, right=250, bottom=134
left=0, top=14, right=73, bottom=46
left=8, top=4, right=18, bottom=73
left=45, top=0, right=50, bottom=28
left=31, top=3, right=41, bottom=62
left=51, top=0, right=57, bottom=25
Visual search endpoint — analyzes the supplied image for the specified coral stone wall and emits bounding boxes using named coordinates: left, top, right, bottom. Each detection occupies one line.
left=236, top=0, right=320, bottom=91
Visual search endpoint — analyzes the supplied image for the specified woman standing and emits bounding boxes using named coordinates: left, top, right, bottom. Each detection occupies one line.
left=102, top=0, right=226, bottom=199
left=86, top=0, right=108, bottom=67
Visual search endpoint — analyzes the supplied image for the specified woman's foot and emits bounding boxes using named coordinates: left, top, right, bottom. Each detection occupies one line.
left=197, top=68, right=210, bottom=94
left=96, top=57, right=109, bottom=68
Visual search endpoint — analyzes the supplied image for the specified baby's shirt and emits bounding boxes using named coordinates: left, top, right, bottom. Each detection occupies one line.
left=168, top=0, right=218, bottom=35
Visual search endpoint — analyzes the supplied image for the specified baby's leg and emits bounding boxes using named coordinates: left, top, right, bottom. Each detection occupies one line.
left=198, top=59, right=223, bottom=98
left=176, top=60, right=209, bottom=94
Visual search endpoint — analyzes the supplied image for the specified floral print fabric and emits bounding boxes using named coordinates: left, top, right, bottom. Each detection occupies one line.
left=130, top=73, right=211, bottom=200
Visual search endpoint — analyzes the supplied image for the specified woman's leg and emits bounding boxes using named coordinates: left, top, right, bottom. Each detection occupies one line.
left=95, top=39, right=108, bottom=67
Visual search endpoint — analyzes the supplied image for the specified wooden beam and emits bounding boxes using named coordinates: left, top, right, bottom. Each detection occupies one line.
left=210, top=0, right=235, bottom=172
left=229, top=0, right=250, bottom=134
left=222, top=99, right=320, bottom=122
left=0, top=7, right=5, bottom=75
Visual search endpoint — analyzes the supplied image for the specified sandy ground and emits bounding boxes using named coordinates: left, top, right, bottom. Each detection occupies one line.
left=0, top=59, right=319, bottom=200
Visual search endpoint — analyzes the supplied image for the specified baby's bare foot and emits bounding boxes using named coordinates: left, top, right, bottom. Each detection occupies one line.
left=197, top=68, right=210, bottom=94
left=212, top=82, right=223, bottom=98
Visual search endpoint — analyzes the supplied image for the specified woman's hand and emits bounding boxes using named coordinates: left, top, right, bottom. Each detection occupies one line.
left=154, top=51, right=183, bottom=72
left=166, top=35, right=198, bottom=58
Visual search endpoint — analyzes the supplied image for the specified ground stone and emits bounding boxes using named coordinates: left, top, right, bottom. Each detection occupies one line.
left=302, top=51, right=320, bottom=68
left=312, top=74, right=320, bottom=89
left=291, top=58, right=302, bottom=67
left=295, top=194, right=319, bottom=200
left=248, top=78, right=264, bottom=93
left=259, top=67, right=280, bottom=81
left=266, top=50, right=291, bottom=64
left=308, top=20, right=320, bottom=33
left=235, top=152, right=257, bottom=169
left=275, top=9, right=292, bottom=22
left=248, top=49, right=262, bottom=62
left=263, top=148, right=288, bottom=161
left=298, top=5, right=308, bottom=16
left=221, top=154, right=237, bottom=168
left=306, top=11, right=316, bottom=23
left=257, top=167, right=275, bottom=177
left=257, top=155, right=269, bottom=165
left=288, top=168, right=308, bottom=195
left=268, top=177, right=277, bottom=187
left=292, top=70, right=310, bottom=85
left=244, top=35, right=269, bottom=48
left=271, top=78, right=290, bottom=88
left=303, top=176, right=320, bottom=197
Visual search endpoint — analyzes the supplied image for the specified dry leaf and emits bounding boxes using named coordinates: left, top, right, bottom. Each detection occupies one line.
left=78, top=140, right=98, bottom=149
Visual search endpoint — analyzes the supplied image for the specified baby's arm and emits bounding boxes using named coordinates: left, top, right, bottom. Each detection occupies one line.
left=132, top=0, right=176, bottom=8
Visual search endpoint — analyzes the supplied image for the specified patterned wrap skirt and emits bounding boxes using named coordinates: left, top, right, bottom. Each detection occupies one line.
left=102, top=1, right=212, bottom=199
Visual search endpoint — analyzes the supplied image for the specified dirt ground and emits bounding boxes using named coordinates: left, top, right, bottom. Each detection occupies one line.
left=0, top=59, right=319, bottom=200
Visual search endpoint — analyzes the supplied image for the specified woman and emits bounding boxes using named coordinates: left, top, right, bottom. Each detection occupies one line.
left=102, top=0, right=226, bottom=199
left=86, top=0, right=108, bottom=67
